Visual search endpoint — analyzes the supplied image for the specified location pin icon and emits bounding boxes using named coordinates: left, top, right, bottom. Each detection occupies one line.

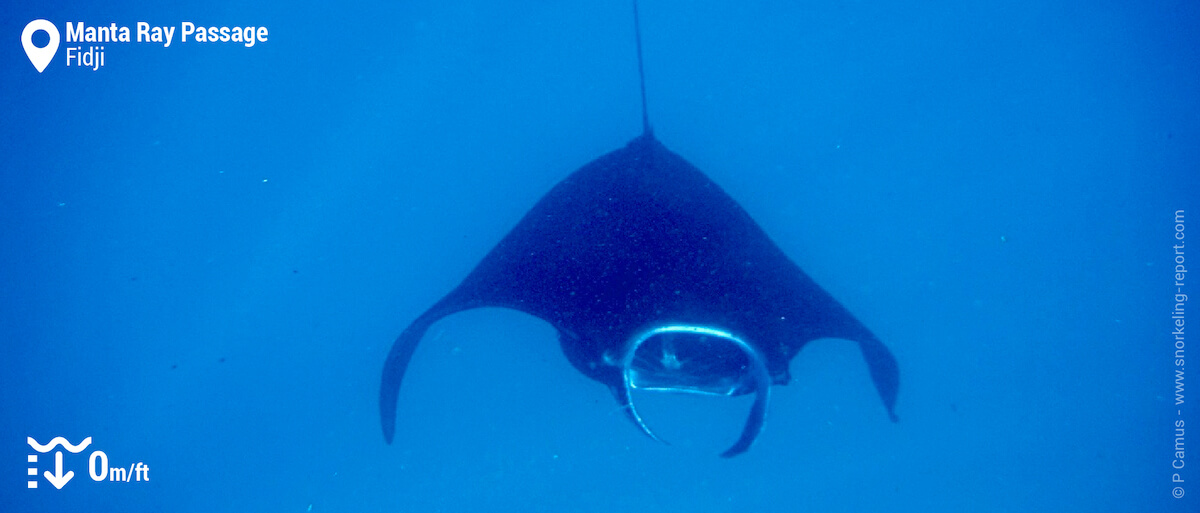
left=22, top=20, right=60, bottom=73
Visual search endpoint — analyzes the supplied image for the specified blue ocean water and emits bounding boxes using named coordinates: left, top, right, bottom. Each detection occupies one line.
left=2, top=1, right=1197, bottom=511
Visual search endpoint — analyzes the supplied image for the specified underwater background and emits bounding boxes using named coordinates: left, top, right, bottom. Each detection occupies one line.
left=2, top=1, right=1197, bottom=511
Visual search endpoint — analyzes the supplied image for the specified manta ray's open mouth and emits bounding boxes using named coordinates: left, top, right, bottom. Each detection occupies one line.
left=619, top=325, right=772, bottom=457
left=627, top=327, right=758, bottom=396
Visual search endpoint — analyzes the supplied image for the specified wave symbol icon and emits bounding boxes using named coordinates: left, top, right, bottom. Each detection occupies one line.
left=27, top=437, right=92, bottom=453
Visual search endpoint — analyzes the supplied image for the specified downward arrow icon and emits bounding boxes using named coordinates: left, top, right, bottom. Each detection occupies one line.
left=43, top=451, right=74, bottom=489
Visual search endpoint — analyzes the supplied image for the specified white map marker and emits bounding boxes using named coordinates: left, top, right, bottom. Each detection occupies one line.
left=22, top=20, right=60, bottom=73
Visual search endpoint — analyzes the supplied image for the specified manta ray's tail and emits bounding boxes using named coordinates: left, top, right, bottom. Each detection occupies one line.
left=633, top=0, right=651, bottom=137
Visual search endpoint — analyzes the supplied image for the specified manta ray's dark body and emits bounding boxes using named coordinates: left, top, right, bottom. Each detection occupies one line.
left=379, top=3, right=898, bottom=458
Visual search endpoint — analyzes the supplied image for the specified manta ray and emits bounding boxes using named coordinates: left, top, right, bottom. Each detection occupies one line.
left=379, top=1, right=899, bottom=457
